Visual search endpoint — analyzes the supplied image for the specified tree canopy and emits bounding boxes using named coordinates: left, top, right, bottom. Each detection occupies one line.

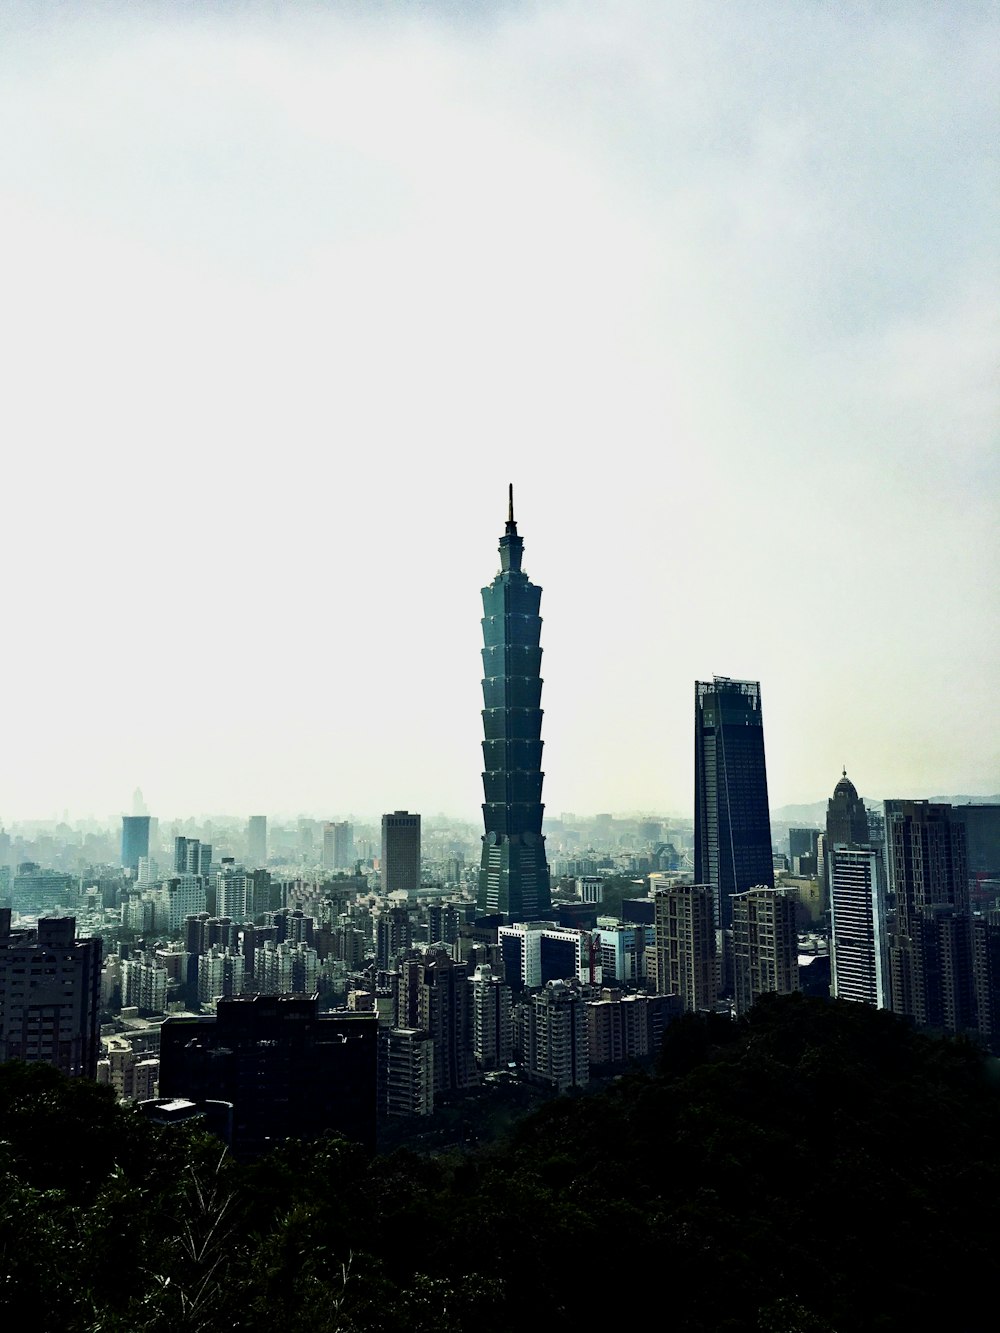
left=1, top=995, right=997, bottom=1331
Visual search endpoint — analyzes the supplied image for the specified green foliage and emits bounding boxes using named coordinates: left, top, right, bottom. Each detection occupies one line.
left=1, top=998, right=999, bottom=1331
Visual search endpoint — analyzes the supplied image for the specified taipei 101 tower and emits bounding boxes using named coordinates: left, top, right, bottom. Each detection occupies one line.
left=476, top=488, right=552, bottom=921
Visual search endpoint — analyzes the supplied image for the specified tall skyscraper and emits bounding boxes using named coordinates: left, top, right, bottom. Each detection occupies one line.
left=121, top=815, right=151, bottom=874
left=731, top=886, right=800, bottom=1016
left=477, top=488, right=551, bottom=921
left=829, top=845, right=889, bottom=1007
left=381, top=812, right=420, bottom=895
left=247, top=816, right=267, bottom=868
left=694, top=677, right=774, bottom=936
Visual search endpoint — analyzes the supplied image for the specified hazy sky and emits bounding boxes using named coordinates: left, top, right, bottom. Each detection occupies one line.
left=1, top=1, right=996, bottom=823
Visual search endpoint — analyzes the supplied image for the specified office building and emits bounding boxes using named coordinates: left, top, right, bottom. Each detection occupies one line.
left=247, top=816, right=267, bottom=868
left=595, top=918, right=651, bottom=985
left=949, top=804, right=1000, bottom=880
left=788, top=827, right=820, bottom=877
left=158, top=996, right=377, bottom=1155
left=121, top=816, right=151, bottom=874
left=829, top=844, right=888, bottom=1007
left=732, top=886, right=800, bottom=1016
left=11, top=864, right=75, bottom=916
left=498, top=920, right=594, bottom=989
left=477, top=488, right=552, bottom=921
left=693, top=677, right=774, bottom=936
left=0, top=913, right=102, bottom=1078
left=381, top=812, right=420, bottom=896
left=653, top=883, right=717, bottom=1013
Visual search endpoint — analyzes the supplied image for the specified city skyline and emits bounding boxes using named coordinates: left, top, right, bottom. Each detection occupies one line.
left=1, top=2, right=996, bottom=821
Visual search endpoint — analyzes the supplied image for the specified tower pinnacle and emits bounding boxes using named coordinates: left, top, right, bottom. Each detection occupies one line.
left=499, top=483, right=523, bottom=574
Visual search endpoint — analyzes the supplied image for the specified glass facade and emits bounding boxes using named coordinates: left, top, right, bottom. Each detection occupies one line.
left=693, top=677, right=774, bottom=934
left=477, top=491, right=551, bottom=921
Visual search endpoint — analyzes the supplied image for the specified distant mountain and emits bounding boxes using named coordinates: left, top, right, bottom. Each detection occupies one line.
left=773, top=795, right=1000, bottom=826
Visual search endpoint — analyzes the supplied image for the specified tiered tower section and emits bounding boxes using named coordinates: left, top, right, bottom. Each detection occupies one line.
left=477, top=488, right=551, bottom=922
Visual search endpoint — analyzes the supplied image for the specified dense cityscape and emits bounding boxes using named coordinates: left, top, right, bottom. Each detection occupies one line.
left=2, top=499, right=997, bottom=1135
left=2, top=504, right=998, bottom=1330
left=1, top=4, right=996, bottom=1329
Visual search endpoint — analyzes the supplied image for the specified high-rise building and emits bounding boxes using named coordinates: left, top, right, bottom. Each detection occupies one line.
left=11, top=864, right=75, bottom=916
left=477, top=488, right=552, bottom=922
left=0, top=913, right=102, bottom=1078
left=376, top=906, right=412, bottom=969
left=381, top=812, right=420, bottom=896
left=174, top=837, right=212, bottom=879
left=247, top=816, right=267, bottom=868
left=381, top=1027, right=435, bottom=1117
left=826, top=770, right=870, bottom=851
left=197, top=945, right=245, bottom=1006
left=163, top=876, right=207, bottom=933
left=693, top=677, right=773, bottom=937
left=788, top=827, right=820, bottom=877
left=158, top=996, right=377, bottom=1155
left=121, top=816, right=151, bottom=874
left=731, top=886, right=800, bottom=1016
left=523, top=980, right=589, bottom=1093
left=397, top=948, right=477, bottom=1094
left=652, top=883, right=717, bottom=1013
left=972, top=911, right=1000, bottom=1054
left=886, top=801, right=968, bottom=933
left=322, top=821, right=353, bottom=872
left=829, top=845, right=889, bottom=1008
left=121, top=950, right=169, bottom=1013
left=469, top=963, right=512, bottom=1070
left=216, top=861, right=249, bottom=922
left=886, top=801, right=973, bottom=1033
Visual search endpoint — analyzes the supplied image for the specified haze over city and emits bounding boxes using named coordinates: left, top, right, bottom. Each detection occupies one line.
left=1, top=1, right=996, bottom=822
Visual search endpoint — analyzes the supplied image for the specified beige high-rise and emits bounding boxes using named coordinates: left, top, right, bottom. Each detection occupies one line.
left=653, top=883, right=717, bottom=1013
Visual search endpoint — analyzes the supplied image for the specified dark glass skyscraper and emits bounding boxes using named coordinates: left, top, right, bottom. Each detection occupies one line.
left=694, top=677, right=773, bottom=934
left=121, top=815, right=151, bottom=874
left=477, top=489, right=551, bottom=922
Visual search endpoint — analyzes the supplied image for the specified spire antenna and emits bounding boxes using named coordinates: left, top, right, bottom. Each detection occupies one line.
left=508, top=483, right=514, bottom=524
